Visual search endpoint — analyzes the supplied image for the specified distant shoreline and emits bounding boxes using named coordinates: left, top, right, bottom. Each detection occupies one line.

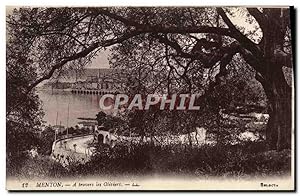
left=37, top=87, right=73, bottom=92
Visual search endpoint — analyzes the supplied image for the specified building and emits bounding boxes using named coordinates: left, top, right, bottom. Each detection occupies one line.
left=77, top=121, right=97, bottom=131
left=42, top=68, right=125, bottom=94
left=70, top=68, right=124, bottom=94
left=94, top=126, right=117, bottom=148
left=52, top=125, right=66, bottom=134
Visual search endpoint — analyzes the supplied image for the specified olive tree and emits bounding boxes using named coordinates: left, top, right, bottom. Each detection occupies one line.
left=6, top=7, right=293, bottom=151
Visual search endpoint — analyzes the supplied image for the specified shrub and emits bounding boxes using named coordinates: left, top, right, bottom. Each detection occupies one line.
left=70, top=141, right=291, bottom=178
left=10, top=155, right=68, bottom=179
left=8, top=141, right=291, bottom=179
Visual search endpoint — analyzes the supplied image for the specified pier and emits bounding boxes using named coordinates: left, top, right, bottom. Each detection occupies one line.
left=71, top=89, right=117, bottom=95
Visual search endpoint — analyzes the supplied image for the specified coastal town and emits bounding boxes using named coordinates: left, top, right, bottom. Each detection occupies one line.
left=41, top=68, right=123, bottom=95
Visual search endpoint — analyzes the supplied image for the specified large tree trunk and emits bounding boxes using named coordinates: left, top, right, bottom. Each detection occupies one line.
left=258, top=8, right=293, bottom=151
left=263, top=65, right=292, bottom=151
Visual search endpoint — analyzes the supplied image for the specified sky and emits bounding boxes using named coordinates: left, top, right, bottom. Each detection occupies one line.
left=86, top=50, right=110, bottom=69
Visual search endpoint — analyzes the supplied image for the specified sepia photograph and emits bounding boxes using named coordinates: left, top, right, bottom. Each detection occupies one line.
left=6, top=5, right=295, bottom=191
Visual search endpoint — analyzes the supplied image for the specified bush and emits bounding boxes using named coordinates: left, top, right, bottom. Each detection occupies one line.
left=69, top=141, right=291, bottom=178
left=9, top=155, right=68, bottom=179
left=38, top=127, right=55, bottom=155
left=8, top=141, right=291, bottom=179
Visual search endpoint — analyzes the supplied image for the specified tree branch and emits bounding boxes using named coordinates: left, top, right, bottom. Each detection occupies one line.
left=247, top=8, right=267, bottom=31
left=217, top=8, right=263, bottom=60
left=40, top=32, right=88, bottom=48
left=27, top=30, right=141, bottom=92
left=98, top=9, right=232, bottom=36
left=102, top=8, right=266, bottom=70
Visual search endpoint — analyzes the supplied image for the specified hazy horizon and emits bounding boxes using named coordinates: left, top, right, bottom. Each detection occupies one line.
left=86, top=49, right=110, bottom=69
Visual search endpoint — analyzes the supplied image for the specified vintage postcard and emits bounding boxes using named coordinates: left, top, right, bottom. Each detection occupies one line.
left=6, top=6, right=295, bottom=191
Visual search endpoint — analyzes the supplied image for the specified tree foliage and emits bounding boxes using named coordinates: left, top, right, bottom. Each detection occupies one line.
left=7, top=10, right=44, bottom=172
left=6, top=7, right=293, bottom=151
